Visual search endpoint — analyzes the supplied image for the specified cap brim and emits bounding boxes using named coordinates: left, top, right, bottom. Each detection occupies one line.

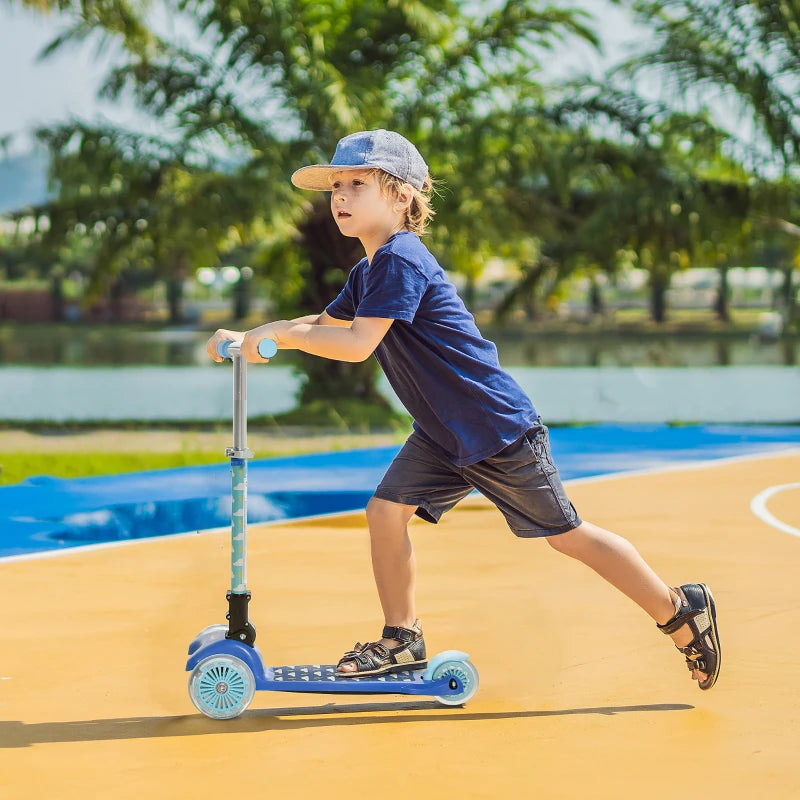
left=291, top=165, right=367, bottom=191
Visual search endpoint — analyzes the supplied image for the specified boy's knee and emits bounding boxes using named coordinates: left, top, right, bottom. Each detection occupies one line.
left=365, top=497, right=382, bottom=526
left=366, top=497, right=414, bottom=531
left=545, top=524, right=583, bottom=556
left=546, top=531, right=571, bottom=554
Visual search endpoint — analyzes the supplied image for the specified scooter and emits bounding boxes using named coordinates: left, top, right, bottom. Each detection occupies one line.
left=186, top=339, right=479, bottom=719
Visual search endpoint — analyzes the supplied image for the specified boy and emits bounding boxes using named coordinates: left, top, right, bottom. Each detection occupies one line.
left=206, top=129, right=721, bottom=689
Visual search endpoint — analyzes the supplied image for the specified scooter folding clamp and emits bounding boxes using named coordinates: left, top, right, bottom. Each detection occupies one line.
left=225, top=447, right=254, bottom=459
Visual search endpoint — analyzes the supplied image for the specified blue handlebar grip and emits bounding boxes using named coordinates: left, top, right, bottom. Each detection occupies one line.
left=216, top=339, right=276, bottom=359
left=216, top=340, right=233, bottom=359
left=258, top=339, right=278, bottom=358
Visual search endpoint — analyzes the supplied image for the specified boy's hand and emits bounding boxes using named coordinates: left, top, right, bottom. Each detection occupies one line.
left=206, top=329, right=244, bottom=362
left=241, top=321, right=291, bottom=363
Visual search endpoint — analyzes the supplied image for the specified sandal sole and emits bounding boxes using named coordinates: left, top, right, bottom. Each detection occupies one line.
left=697, top=583, right=721, bottom=691
left=335, top=660, right=428, bottom=679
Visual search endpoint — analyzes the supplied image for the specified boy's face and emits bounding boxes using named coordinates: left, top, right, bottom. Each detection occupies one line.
left=329, top=169, right=410, bottom=243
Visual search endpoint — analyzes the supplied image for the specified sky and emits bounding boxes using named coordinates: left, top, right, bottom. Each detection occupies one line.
left=0, top=4, right=138, bottom=152
left=0, top=1, right=641, bottom=156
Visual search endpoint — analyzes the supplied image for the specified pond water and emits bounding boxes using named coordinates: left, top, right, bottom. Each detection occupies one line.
left=1, top=325, right=797, bottom=367
left=489, top=330, right=798, bottom=367
left=0, top=326, right=798, bottom=425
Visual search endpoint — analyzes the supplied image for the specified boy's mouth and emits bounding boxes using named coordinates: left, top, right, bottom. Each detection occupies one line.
left=336, top=210, right=352, bottom=219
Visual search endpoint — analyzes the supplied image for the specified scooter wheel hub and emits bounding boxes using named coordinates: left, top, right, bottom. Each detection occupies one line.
left=188, top=654, right=256, bottom=719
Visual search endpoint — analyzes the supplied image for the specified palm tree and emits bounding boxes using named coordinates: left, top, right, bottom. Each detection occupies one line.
left=9, top=0, right=600, bottom=420
left=621, top=0, right=800, bottom=326
left=493, top=84, right=754, bottom=324
left=624, top=0, right=800, bottom=173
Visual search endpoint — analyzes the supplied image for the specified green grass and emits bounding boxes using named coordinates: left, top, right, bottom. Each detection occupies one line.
left=0, top=450, right=227, bottom=485
left=0, top=430, right=408, bottom=484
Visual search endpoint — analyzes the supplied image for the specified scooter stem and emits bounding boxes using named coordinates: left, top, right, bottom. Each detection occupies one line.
left=223, top=342, right=256, bottom=646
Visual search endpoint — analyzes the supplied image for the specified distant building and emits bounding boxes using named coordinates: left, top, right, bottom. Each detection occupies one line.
left=0, top=148, right=51, bottom=215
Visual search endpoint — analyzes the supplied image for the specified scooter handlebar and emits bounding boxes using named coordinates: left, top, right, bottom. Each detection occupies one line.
left=216, top=339, right=278, bottom=360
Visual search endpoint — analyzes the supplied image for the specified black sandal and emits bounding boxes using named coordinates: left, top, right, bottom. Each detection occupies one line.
left=336, top=621, right=427, bottom=677
left=657, top=583, right=721, bottom=690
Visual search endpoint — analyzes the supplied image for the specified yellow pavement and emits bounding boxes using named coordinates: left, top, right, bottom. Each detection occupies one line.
left=1, top=451, right=799, bottom=799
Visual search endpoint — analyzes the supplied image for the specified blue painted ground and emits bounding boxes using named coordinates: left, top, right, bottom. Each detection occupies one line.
left=1, top=424, right=799, bottom=559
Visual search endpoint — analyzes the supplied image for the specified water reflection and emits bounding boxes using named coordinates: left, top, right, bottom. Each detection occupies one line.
left=0, top=326, right=795, bottom=367
left=487, top=331, right=799, bottom=367
left=0, top=328, right=209, bottom=367
left=37, top=490, right=374, bottom=547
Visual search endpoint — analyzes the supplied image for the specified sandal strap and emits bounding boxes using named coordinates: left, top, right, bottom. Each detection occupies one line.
left=337, top=640, right=376, bottom=667
left=338, top=619, right=422, bottom=666
left=381, top=620, right=421, bottom=644
left=660, top=583, right=721, bottom=690
left=337, top=628, right=427, bottom=675
left=340, top=642, right=398, bottom=672
left=679, top=647, right=707, bottom=673
left=657, top=586, right=703, bottom=635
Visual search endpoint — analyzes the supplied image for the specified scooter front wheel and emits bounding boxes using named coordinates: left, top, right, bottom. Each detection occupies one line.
left=189, top=654, right=256, bottom=719
left=431, top=659, right=479, bottom=706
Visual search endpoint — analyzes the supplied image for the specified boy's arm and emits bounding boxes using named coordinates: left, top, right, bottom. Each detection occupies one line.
left=296, top=311, right=353, bottom=329
left=205, top=311, right=352, bottom=362
left=242, top=315, right=393, bottom=363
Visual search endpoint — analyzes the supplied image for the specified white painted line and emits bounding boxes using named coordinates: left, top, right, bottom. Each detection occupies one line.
left=0, top=528, right=215, bottom=565
left=564, top=447, right=800, bottom=487
left=750, top=483, right=800, bottom=539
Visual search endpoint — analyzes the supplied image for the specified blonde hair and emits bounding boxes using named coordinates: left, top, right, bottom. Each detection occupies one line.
left=372, top=170, right=436, bottom=235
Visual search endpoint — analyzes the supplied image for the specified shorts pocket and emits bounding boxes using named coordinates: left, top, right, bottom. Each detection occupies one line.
left=525, top=427, right=557, bottom=476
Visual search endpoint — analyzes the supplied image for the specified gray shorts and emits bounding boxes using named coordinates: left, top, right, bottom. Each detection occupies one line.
left=374, top=423, right=582, bottom=538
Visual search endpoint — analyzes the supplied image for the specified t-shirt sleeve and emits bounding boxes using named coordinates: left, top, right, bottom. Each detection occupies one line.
left=325, top=267, right=358, bottom=320
left=355, top=253, right=429, bottom=322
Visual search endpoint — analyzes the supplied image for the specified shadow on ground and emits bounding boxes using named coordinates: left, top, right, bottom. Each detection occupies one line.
left=0, top=702, right=694, bottom=748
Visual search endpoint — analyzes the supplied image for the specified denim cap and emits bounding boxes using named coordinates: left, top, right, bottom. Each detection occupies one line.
left=291, top=129, right=428, bottom=191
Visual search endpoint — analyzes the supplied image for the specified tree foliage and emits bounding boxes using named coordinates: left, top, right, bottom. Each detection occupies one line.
left=618, top=0, right=800, bottom=324
left=6, top=0, right=797, bottom=348
left=624, top=0, right=800, bottom=173
left=7, top=0, right=601, bottom=413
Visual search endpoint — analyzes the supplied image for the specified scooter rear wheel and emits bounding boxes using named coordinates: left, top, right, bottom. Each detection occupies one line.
left=431, top=659, right=479, bottom=706
left=189, top=654, right=256, bottom=719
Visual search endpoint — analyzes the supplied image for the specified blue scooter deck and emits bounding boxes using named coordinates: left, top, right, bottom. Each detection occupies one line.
left=266, top=664, right=425, bottom=683
left=271, top=664, right=422, bottom=683
left=187, top=628, right=471, bottom=698
left=263, top=663, right=440, bottom=694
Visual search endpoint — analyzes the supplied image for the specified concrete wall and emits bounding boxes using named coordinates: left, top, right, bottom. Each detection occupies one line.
left=1, top=365, right=797, bottom=423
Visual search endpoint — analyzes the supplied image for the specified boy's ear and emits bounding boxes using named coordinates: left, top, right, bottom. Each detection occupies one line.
left=395, top=183, right=414, bottom=209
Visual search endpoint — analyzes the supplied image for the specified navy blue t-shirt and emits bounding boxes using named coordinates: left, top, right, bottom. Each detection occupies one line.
left=325, top=231, right=538, bottom=466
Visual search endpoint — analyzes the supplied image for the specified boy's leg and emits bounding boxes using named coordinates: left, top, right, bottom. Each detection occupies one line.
left=335, top=430, right=474, bottom=674
left=547, top=520, right=707, bottom=682
left=464, top=425, right=718, bottom=687
left=366, top=497, right=419, bottom=631
left=337, top=497, right=419, bottom=674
